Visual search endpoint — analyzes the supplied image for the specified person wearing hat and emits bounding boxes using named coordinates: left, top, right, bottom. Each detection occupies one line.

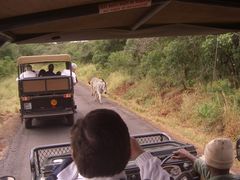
left=61, top=63, right=78, bottom=85
left=173, top=138, right=238, bottom=179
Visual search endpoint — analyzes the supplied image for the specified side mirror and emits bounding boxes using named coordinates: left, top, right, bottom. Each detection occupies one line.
left=0, top=177, right=15, bottom=180
left=237, top=138, right=240, bottom=161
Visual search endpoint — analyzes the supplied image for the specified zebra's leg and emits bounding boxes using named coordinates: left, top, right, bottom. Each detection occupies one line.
left=91, top=86, right=94, bottom=96
left=97, top=91, right=102, bottom=103
left=94, top=91, right=98, bottom=101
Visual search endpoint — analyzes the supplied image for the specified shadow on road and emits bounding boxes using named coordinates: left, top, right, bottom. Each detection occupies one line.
left=28, top=116, right=73, bottom=129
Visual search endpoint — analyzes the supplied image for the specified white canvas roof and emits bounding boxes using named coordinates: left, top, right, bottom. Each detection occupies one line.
left=17, top=54, right=71, bottom=65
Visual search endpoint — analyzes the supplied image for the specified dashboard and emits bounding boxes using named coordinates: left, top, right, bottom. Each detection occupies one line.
left=125, top=141, right=199, bottom=180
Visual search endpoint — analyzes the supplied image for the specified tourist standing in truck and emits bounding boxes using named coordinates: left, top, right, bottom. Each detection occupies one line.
left=61, top=63, right=78, bottom=85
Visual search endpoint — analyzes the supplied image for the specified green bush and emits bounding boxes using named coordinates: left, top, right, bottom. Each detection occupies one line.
left=197, top=101, right=222, bottom=128
left=107, top=51, right=133, bottom=72
left=206, top=79, right=233, bottom=94
left=197, top=102, right=218, bottom=118
left=0, top=60, right=17, bottom=78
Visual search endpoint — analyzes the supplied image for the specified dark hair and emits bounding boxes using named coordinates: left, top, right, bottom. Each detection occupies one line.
left=38, top=69, right=46, bottom=77
left=56, top=71, right=61, bottom=75
left=71, top=109, right=130, bottom=178
left=48, top=64, right=54, bottom=71
left=25, top=64, right=32, bottom=71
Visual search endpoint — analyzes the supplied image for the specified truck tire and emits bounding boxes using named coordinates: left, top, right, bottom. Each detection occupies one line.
left=25, top=118, right=32, bottom=129
left=66, top=115, right=74, bottom=126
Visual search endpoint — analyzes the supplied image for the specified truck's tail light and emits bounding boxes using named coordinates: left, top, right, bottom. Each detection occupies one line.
left=50, top=99, right=58, bottom=107
left=63, top=93, right=72, bottom=98
left=21, top=96, right=31, bottom=101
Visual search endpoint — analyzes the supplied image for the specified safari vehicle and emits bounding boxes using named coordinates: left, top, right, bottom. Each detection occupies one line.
left=30, top=133, right=240, bottom=180
left=30, top=132, right=199, bottom=180
left=17, top=54, right=76, bottom=129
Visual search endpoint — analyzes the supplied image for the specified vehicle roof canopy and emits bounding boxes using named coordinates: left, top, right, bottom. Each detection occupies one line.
left=0, top=0, right=240, bottom=46
left=17, top=54, right=71, bottom=65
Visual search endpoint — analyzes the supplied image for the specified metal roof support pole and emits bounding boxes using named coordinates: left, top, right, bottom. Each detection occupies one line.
left=131, top=0, right=171, bottom=31
left=0, top=32, right=14, bottom=45
left=176, top=0, right=240, bottom=8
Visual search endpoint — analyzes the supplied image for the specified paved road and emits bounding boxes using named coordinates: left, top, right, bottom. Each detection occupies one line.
left=0, top=83, right=159, bottom=179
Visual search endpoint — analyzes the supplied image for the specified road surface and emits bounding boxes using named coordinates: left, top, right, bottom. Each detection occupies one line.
left=0, top=83, right=160, bottom=179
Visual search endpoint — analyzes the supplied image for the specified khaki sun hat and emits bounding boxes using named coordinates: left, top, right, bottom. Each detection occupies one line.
left=71, top=63, right=77, bottom=70
left=204, top=138, right=233, bottom=169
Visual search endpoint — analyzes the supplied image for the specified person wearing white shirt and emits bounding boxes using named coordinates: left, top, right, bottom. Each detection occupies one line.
left=131, top=137, right=171, bottom=180
left=19, top=64, right=36, bottom=79
left=61, top=63, right=78, bottom=85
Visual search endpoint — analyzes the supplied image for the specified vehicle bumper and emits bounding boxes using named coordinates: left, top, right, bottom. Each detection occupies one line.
left=22, top=110, right=74, bottom=119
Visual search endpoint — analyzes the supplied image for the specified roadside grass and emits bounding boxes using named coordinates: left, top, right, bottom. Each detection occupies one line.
left=0, top=75, right=20, bottom=160
left=0, top=75, right=19, bottom=134
left=0, top=75, right=19, bottom=114
left=107, top=71, right=131, bottom=92
left=75, top=63, right=97, bottom=82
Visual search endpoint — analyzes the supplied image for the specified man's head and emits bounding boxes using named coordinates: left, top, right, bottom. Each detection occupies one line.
left=25, top=64, right=32, bottom=71
left=204, top=138, right=233, bottom=171
left=71, top=109, right=130, bottom=178
left=48, top=64, right=54, bottom=72
left=71, top=63, right=77, bottom=72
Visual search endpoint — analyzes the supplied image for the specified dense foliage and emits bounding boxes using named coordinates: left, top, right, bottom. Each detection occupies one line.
left=1, top=34, right=240, bottom=88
